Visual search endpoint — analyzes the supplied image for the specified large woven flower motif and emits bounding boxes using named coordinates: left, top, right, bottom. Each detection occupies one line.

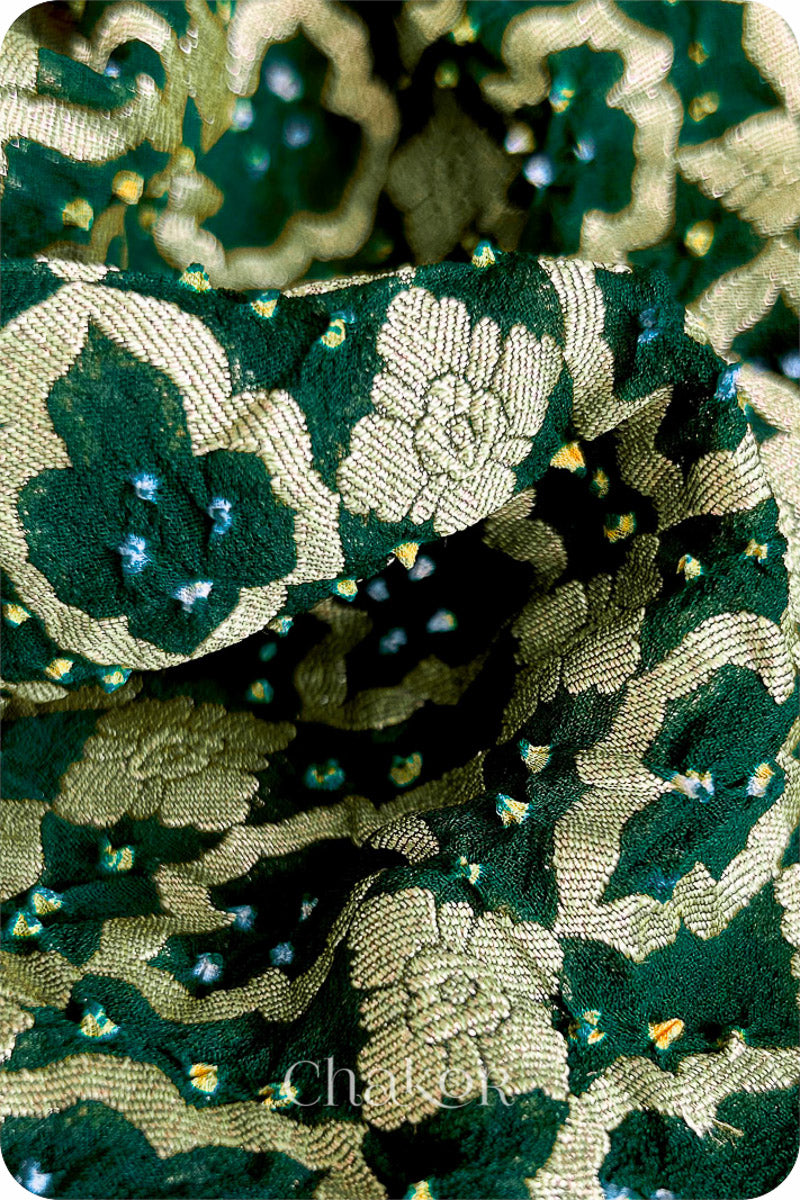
left=338, top=288, right=564, bottom=536
left=55, top=697, right=294, bottom=832
left=349, top=887, right=568, bottom=1130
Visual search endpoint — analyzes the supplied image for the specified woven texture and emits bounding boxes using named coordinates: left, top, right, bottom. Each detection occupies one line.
left=1, top=3, right=800, bottom=1199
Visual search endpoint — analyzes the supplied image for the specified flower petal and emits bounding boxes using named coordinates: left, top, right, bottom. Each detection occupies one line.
left=468, top=385, right=504, bottom=455
left=162, top=772, right=252, bottom=830
left=377, top=289, right=471, bottom=398
left=466, top=316, right=503, bottom=391
left=468, top=914, right=563, bottom=999
left=444, top=1033, right=486, bottom=1101
left=432, top=462, right=517, bottom=535
left=339, top=414, right=427, bottom=523
left=409, top=473, right=447, bottom=525
left=360, top=983, right=408, bottom=1034
left=371, top=367, right=425, bottom=424
left=480, top=1006, right=569, bottom=1102
left=492, top=435, right=531, bottom=466
left=350, top=887, right=439, bottom=990
left=428, top=295, right=472, bottom=378
left=435, top=900, right=476, bottom=952
left=360, top=1030, right=445, bottom=1129
left=493, top=328, right=563, bottom=438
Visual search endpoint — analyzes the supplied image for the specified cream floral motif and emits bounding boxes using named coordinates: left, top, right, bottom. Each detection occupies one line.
left=501, top=535, right=662, bottom=740
left=681, top=5, right=800, bottom=356
left=0, top=799, right=47, bottom=902
left=349, top=886, right=568, bottom=1130
left=0, top=1, right=399, bottom=290
left=55, top=697, right=295, bottom=832
left=482, top=0, right=682, bottom=262
left=338, top=288, right=564, bottom=536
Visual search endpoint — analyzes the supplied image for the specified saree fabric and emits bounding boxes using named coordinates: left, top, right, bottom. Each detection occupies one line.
left=1, top=3, right=800, bottom=1199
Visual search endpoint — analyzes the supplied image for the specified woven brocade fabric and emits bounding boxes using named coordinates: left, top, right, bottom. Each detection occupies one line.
left=1, top=2, right=800, bottom=1198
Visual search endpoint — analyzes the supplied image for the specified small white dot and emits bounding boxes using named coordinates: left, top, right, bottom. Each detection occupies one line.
left=523, top=154, right=555, bottom=188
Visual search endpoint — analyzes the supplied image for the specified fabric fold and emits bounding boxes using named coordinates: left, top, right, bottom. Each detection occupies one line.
left=1, top=248, right=799, bottom=1200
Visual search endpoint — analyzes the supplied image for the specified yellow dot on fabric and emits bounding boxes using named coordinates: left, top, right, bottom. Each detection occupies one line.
left=427, top=609, right=457, bottom=633
left=251, top=292, right=279, bottom=319
left=319, top=318, right=347, bottom=348
left=573, top=1009, right=606, bottom=1044
left=688, top=91, right=719, bottom=122
left=649, top=1018, right=685, bottom=1049
left=44, top=657, right=73, bottom=681
left=394, top=541, right=420, bottom=569
left=259, top=1081, right=299, bottom=1109
left=268, top=615, right=293, bottom=636
left=745, top=539, right=768, bottom=561
left=138, top=203, right=157, bottom=230
left=550, top=442, right=586, bottom=472
left=591, top=468, right=610, bottom=498
left=2, top=602, right=30, bottom=626
left=472, top=241, right=497, bottom=268
left=334, top=578, right=358, bottom=599
left=10, top=911, right=42, bottom=939
left=405, top=1183, right=435, bottom=1200
left=451, top=13, right=478, bottom=44
left=603, top=513, right=636, bottom=542
left=456, top=856, right=482, bottom=885
left=684, top=219, right=715, bottom=257
left=62, top=198, right=93, bottom=230
left=189, top=1063, right=219, bottom=1094
left=748, top=762, right=774, bottom=796
left=80, top=1006, right=119, bottom=1039
left=101, top=841, right=134, bottom=873
left=496, top=794, right=530, bottom=826
left=549, top=82, right=576, bottom=114
left=31, top=890, right=62, bottom=916
left=100, top=668, right=128, bottom=691
left=688, top=41, right=709, bottom=64
left=677, top=553, right=703, bottom=580
left=671, top=769, right=714, bottom=800
left=435, top=60, right=459, bottom=89
left=519, top=741, right=551, bottom=774
left=178, top=264, right=212, bottom=292
left=112, top=170, right=144, bottom=204
left=390, top=752, right=423, bottom=787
